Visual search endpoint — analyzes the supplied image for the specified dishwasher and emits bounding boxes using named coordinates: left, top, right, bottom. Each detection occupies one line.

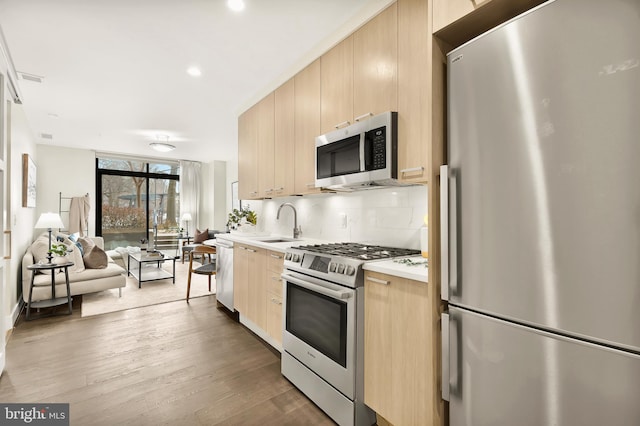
left=215, top=238, right=234, bottom=311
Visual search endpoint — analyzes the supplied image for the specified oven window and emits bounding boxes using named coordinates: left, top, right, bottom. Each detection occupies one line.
left=286, top=282, right=348, bottom=367
left=317, top=135, right=361, bottom=179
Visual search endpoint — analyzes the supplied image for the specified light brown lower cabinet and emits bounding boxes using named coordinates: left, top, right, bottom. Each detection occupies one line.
left=233, top=244, right=284, bottom=347
left=266, top=250, right=284, bottom=345
left=364, top=271, right=442, bottom=426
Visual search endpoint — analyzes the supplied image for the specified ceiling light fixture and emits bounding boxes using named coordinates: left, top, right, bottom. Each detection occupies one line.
left=186, top=66, right=202, bottom=77
left=227, top=0, right=245, bottom=12
left=150, top=134, right=175, bottom=152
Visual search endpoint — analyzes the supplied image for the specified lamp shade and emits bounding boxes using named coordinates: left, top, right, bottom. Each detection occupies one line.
left=34, top=212, right=64, bottom=229
left=181, top=213, right=192, bottom=221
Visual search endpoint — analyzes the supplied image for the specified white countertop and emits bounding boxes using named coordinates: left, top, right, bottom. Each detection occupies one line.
left=363, top=256, right=428, bottom=283
left=212, top=233, right=427, bottom=282
left=211, top=233, right=327, bottom=253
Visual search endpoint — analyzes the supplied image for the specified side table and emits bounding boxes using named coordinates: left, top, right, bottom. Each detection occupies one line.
left=26, top=261, right=74, bottom=320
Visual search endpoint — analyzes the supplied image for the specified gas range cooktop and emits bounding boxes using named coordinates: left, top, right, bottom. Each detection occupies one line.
left=294, top=242, right=420, bottom=260
left=283, top=243, right=420, bottom=288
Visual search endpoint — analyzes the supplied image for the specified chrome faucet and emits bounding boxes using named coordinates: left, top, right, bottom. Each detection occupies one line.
left=277, top=202, right=301, bottom=239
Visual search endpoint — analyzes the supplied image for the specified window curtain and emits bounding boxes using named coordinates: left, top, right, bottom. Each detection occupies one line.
left=180, top=161, right=201, bottom=234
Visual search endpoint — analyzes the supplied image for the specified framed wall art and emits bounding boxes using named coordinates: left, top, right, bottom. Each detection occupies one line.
left=22, top=153, right=36, bottom=208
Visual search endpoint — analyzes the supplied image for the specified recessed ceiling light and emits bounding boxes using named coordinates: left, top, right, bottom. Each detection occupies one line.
left=227, top=0, right=245, bottom=12
left=187, top=66, right=202, bottom=77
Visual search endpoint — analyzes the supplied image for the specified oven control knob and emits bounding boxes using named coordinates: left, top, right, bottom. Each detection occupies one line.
left=329, top=262, right=337, bottom=273
left=285, top=253, right=292, bottom=261
left=337, top=264, right=345, bottom=274
left=292, top=254, right=300, bottom=263
left=345, top=265, right=355, bottom=276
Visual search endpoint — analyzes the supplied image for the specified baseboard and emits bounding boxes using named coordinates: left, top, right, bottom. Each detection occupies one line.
left=4, top=300, right=24, bottom=342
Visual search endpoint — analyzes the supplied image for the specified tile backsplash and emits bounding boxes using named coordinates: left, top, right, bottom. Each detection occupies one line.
left=243, top=185, right=427, bottom=249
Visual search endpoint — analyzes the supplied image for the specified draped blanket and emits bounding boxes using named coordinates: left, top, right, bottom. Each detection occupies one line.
left=69, top=195, right=90, bottom=236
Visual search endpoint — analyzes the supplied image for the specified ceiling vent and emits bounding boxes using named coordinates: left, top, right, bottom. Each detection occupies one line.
left=17, top=72, right=44, bottom=83
left=40, top=133, right=53, bottom=140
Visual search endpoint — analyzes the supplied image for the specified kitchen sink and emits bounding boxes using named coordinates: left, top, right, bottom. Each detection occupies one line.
left=260, top=238, right=298, bottom=243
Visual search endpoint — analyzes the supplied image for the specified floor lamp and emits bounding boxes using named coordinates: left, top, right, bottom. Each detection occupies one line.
left=34, top=212, right=65, bottom=264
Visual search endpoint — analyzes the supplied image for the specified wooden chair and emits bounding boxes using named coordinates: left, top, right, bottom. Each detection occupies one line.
left=186, top=245, right=216, bottom=302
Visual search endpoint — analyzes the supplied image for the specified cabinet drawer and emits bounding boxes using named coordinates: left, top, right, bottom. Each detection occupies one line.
left=267, top=250, right=284, bottom=273
left=267, top=292, right=283, bottom=344
left=266, top=271, right=283, bottom=297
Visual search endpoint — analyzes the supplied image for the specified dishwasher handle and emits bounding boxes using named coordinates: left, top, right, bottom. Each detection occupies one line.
left=216, top=240, right=234, bottom=249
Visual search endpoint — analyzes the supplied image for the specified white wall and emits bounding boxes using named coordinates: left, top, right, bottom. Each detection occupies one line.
left=211, top=160, right=227, bottom=231
left=36, top=145, right=96, bottom=235
left=6, top=103, right=38, bottom=327
left=253, top=185, right=428, bottom=249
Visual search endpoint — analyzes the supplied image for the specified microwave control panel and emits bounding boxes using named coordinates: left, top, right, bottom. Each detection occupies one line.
left=365, top=126, right=386, bottom=171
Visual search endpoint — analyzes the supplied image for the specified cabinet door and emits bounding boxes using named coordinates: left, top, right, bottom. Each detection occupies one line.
left=320, top=36, right=354, bottom=134
left=233, top=245, right=249, bottom=313
left=238, top=106, right=259, bottom=199
left=274, top=79, right=295, bottom=197
left=353, top=3, right=398, bottom=120
left=397, top=0, right=430, bottom=183
left=247, top=246, right=267, bottom=330
left=266, top=250, right=284, bottom=344
left=294, top=59, right=322, bottom=195
left=364, top=272, right=438, bottom=425
left=432, top=0, right=492, bottom=33
left=257, top=93, right=275, bottom=198
left=266, top=293, right=283, bottom=345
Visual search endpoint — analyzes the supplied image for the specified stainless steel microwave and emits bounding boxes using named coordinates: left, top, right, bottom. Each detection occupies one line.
left=315, top=111, right=398, bottom=189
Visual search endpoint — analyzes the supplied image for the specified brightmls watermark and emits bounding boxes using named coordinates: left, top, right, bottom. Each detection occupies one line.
left=0, top=404, right=68, bottom=425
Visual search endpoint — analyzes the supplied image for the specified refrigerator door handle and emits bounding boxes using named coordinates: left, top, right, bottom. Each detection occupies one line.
left=441, top=312, right=450, bottom=401
left=440, top=165, right=449, bottom=301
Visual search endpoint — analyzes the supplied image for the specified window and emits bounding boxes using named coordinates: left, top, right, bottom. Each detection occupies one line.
left=96, top=156, right=180, bottom=252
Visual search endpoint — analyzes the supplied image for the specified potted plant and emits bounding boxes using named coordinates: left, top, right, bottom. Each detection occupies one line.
left=49, top=243, right=71, bottom=264
left=227, top=206, right=257, bottom=231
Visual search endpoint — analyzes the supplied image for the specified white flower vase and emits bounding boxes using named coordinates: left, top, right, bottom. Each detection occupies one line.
left=52, top=255, right=68, bottom=265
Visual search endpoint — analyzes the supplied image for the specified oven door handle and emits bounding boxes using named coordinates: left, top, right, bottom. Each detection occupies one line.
left=281, top=273, right=353, bottom=300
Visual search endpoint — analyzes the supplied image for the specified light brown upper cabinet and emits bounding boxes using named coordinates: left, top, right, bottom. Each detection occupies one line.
left=320, top=36, right=354, bottom=135
left=432, top=0, right=547, bottom=47
left=353, top=3, right=398, bottom=121
left=432, top=0, right=492, bottom=32
left=274, top=78, right=296, bottom=197
left=320, top=4, right=398, bottom=136
left=294, top=59, right=322, bottom=195
left=257, top=93, right=275, bottom=198
left=396, top=0, right=433, bottom=184
left=237, top=104, right=258, bottom=200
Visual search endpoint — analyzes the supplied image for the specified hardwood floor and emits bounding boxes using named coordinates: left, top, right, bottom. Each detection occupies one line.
left=0, top=297, right=335, bottom=425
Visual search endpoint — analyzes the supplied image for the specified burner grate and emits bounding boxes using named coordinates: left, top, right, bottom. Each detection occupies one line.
left=296, top=243, right=419, bottom=260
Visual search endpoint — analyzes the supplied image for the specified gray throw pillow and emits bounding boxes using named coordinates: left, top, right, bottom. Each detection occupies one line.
left=83, top=245, right=108, bottom=269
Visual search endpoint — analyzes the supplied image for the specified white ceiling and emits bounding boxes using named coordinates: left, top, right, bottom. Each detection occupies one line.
left=0, top=0, right=392, bottom=163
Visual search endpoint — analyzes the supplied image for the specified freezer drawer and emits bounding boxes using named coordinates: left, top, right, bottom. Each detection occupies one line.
left=443, top=307, right=640, bottom=426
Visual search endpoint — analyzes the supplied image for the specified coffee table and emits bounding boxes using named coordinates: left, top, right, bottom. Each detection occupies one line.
left=128, top=251, right=176, bottom=288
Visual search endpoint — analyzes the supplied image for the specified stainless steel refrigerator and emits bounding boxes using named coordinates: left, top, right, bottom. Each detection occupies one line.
left=441, top=0, right=640, bottom=424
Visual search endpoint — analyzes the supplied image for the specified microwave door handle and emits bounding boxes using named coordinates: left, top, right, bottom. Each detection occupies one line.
left=359, top=133, right=366, bottom=172
left=281, top=273, right=352, bottom=300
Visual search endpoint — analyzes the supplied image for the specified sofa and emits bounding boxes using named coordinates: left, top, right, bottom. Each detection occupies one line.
left=22, top=235, right=126, bottom=303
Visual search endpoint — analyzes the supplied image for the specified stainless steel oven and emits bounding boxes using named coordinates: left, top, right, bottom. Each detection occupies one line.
left=282, top=270, right=357, bottom=398
left=280, top=243, right=420, bottom=426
